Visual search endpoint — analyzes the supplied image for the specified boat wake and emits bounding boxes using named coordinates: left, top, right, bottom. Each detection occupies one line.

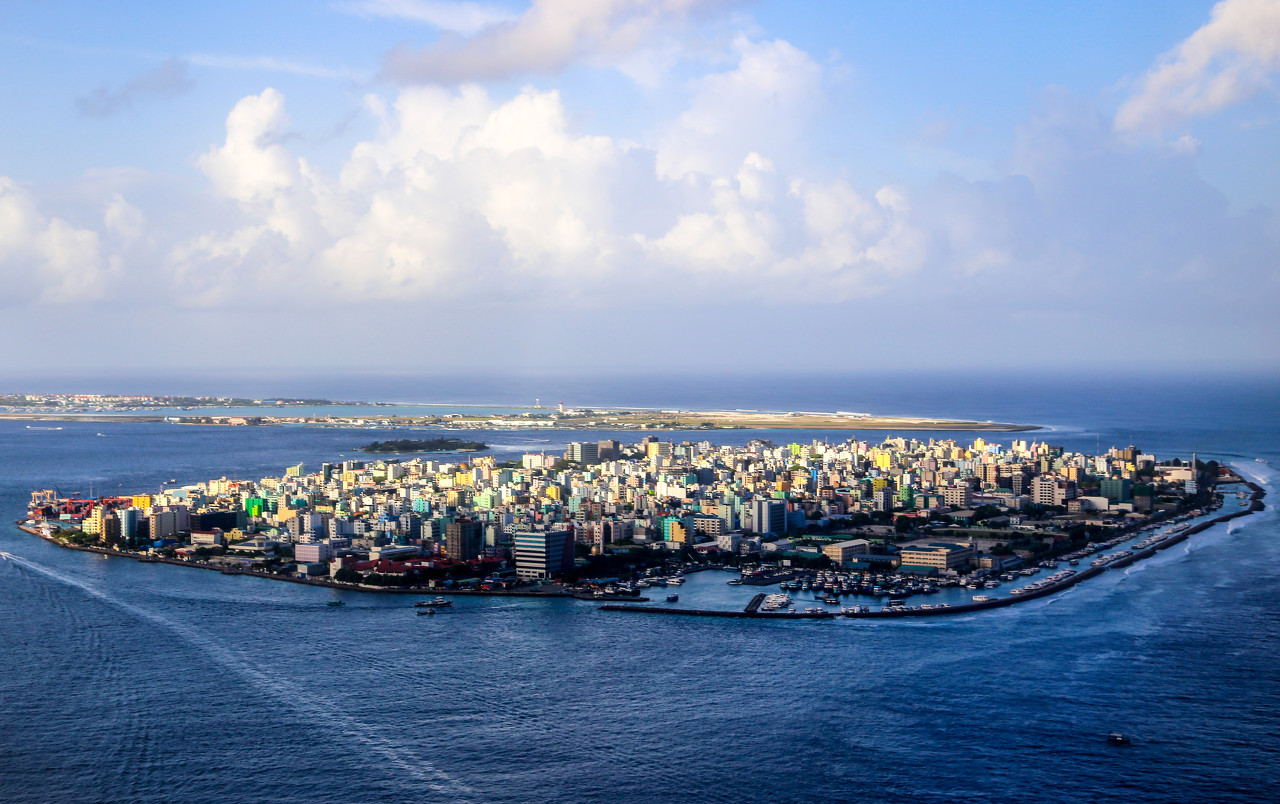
left=0, top=549, right=487, bottom=803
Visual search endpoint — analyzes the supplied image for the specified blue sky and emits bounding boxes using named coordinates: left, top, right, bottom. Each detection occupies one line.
left=1, top=0, right=1277, bottom=378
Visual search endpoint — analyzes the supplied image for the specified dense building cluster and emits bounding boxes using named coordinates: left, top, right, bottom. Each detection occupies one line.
left=29, top=435, right=1207, bottom=584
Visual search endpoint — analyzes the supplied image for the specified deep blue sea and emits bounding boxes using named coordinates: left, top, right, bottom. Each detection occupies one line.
left=2, top=374, right=1278, bottom=804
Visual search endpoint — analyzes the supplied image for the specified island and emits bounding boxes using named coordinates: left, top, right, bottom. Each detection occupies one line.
left=0, top=392, right=1039, bottom=431
left=360, top=438, right=487, bottom=453
left=18, top=436, right=1265, bottom=618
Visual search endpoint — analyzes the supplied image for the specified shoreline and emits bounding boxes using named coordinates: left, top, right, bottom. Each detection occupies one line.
left=9, top=523, right=644, bottom=602
left=602, top=479, right=1267, bottom=620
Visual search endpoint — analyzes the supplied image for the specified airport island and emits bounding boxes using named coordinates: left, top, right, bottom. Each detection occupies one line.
left=0, top=393, right=1036, bottom=431
left=22, top=435, right=1264, bottom=618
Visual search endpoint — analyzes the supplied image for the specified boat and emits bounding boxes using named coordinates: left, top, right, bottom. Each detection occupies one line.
left=326, top=601, right=345, bottom=607
left=1106, top=732, right=1131, bottom=744
left=25, top=426, right=63, bottom=430
left=417, top=608, right=436, bottom=616
left=972, top=595, right=991, bottom=602
left=415, top=597, right=452, bottom=608
left=666, top=594, right=679, bottom=602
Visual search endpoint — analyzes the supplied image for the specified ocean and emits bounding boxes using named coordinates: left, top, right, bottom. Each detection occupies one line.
left=1, top=374, right=1278, bottom=803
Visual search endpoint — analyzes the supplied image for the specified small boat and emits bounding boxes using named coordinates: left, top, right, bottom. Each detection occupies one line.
left=417, top=607, right=436, bottom=616
left=972, top=595, right=991, bottom=602
left=1107, top=732, right=1131, bottom=744
left=414, top=597, right=452, bottom=608
left=666, top=594, right=679, bottom=602
left=326, top=600, right=345, bottom=607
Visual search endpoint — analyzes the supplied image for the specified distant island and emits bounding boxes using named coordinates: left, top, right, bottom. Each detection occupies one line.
left=360, top=438, right=487, bottom=453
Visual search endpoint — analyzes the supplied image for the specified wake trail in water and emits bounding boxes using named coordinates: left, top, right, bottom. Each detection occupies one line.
left=0, top=549, right=485, bottom=803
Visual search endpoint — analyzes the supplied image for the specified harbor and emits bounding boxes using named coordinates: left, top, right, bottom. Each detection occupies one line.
left=602, top=479, right=1266, bottom=620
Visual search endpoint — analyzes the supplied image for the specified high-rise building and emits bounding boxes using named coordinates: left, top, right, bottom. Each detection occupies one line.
left=117, top=507, right=142, bottom=548
left=1100, top=477, right=1132, bottom=502
left=567, top=442, right=600, bottom=465
left=750, top=498, right=786, bottom=535
left=445, top=519, right=482, bottom=561
left=513, top=530, right=574, bottom=579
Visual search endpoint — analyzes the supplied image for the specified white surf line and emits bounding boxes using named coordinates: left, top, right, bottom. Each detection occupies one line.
left=0, top=549, right=485, bottom=803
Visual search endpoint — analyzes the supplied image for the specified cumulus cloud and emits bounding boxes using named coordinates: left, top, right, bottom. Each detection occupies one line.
left=161, top=69, right=919, bottom=308
left=1116, top=0, right=1280, bottom=134
left=381, top=0, right=723, bottom=83
left=657, top=36, right=824, bottom=180
left=334, top=0, right=518, bottom=34
left=75, top=59, right=191, bottom=117
left=0, top=178, right=114, bottom=303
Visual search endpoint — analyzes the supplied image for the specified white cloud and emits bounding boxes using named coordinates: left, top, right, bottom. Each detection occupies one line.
left=0, top=178, right=113, bottom=304
left=380, top=0, right=722, bottom=83
left=164, top=79, right=924, bottom=307
left=334, top=0, right=518, bottom=34
left=656, top=36, right=824, bottom=180
left=1116, top=0, right=1280, bottom=134
left=104, top=194, right=146, bottom=241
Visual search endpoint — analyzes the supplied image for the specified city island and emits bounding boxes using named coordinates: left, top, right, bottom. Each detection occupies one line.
left=20, top=436, right=1264, bottom=619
